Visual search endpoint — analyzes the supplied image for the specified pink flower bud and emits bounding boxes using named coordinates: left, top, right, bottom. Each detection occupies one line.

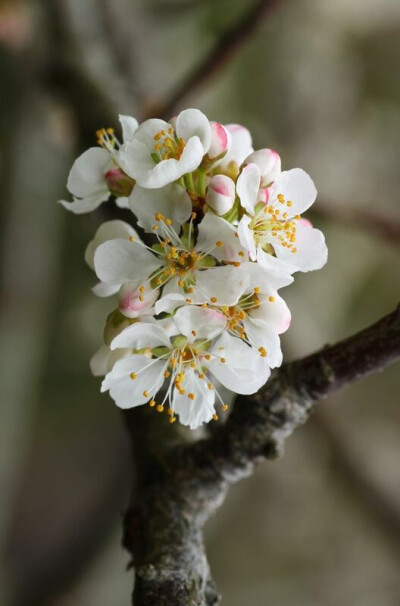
left=118, top=283, right=158, bottom=319
left=206, top=175, right=236, bottom=216
left=105, top=168, right=135, bottom=197
left=208, top=122, right=229, bottom=160
left=245, top=149, right=281, bottom=187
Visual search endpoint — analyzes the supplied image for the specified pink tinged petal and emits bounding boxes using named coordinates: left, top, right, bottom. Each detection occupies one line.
left=257, top=188, right=270, bottom=204
left=129, top=184, right=192, bottom=233
left=172, top=369, right=215, bottom=429
left=205, top=332, right=270, bottom=394
left=94, top=239, right=162, bottom=285
left=236, top=163, right=260, bottom=214
left=111, top=322, right=171, bottom=350
left=245, top=149, right=281, bottom=187
left=249, top=293, right=292, bottom=335
left=175, top=108, right=212, bottom=153
left=59, top=191, right=109, bottom=215
left=67, top=147, right=110, bottom=197
left=195, top=214, right=246, bottom=262
left=205, top=174, right=236, bottom=215
left=104, top=168, right=134, bottom=197
left=208, top=122, right=229, bottom=159
left=243, top=318, right=283, bottom=368
left=238, top=215, right=256, bottom=261
left=174, top=306, right=226, bottom=341
left=220, top=124, right=254, bottom=170
left=119, top=114, right=139, bottom=142
left=272, top=168, right=317, bottom=216
left=90, top=345, right=111, bottom=377
left=193, top=265, right=250, bottom=307
left=101, top=355, right=166, bottom=409
left=274, top=223, right=328, bottom=273
left=299, top=217, right=313, bottom=228
left=85, top=220, right=138, bottom=270
left=118, top=282, right=158, bottom=318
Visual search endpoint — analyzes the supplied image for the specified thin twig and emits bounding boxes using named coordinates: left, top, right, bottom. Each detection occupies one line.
left=142, top=0, right=283, bottom=120
left=313, top=201, right=400, bottom=247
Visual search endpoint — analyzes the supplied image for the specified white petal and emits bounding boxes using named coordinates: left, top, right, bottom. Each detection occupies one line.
left=243, top=318, right=283, bottom=368
left=118, top=282, right=158, bottom=318
left=219, top=124, right=253, bottom=170
left=255, top=246, right=297, bottom=279
left=85, top=220, right=138, bottom=270
left=237, top=215, right=256, bottom=261
left=245, top=149, right=281, bottom=187
left=119, top=114, right=139, bottom=142
left=236, top=163, right=260, bottom=214
left=194, top=265, right=249, bottom=307
left=171, top=369, right=215, bottom=429
left=111, top=321, right=171, bottom=350
left=90, top=345, right=110, bottom=376
left=174, top=305, right=226, bottom=340
left=115, top=196, right=130, bottom=209
left=67, top=147, right=110, bottom=197
left=238, top=260, right=293, bottom=292
left=155, top=292, right=186, bottom=315
left=94, top=239, right=162, bottom=285
left=175, top=108, right=212, bottom=152
left=272, top=168, right=317, bottom=216
left=102, top=355, right=166, bottom=409
left=205, top=332, right=270, bottom=394
left=92, top=282, right=120, bottom=297
left=274, top=223, right=328, bottom=272
left=59, top=191, right=108, bottom=214
left=249, top=293, right=291, bottom=334
left=129, top=184, right=192, bottom=233
left=195, top=214, right=246, bottom=262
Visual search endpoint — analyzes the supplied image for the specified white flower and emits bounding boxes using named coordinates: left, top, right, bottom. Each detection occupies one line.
left=94, top=212, right=248, bottom=313
left=205, top=175, right=236, bottom=216
left=218, top=123, right=253, bottom=175
left=129, top=183, right=192, bottom=234
left=244, top=148, right=281, bottom=187
left=60, top=115, right=138, bottom=214
left=207, top=122, right=230, bottom=161
left=101, top=307, right=270, bottom=428
left=119, top=109, right=212, bottom=189
left=85, top=220, right=139, bottom=297
left=237, top=165, right=328, bottom=272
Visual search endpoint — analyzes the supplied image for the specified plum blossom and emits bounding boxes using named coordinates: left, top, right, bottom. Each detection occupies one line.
left=60, top=115, right=138, bottom=214
left=237, top=165, right=328, bottom=272
left=101, top=307, right=270, bottom=428
left=119, top=108, right=212, bottom=188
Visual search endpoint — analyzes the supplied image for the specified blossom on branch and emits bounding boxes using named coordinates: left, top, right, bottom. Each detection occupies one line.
left=60, top=109, right=328, bottom=428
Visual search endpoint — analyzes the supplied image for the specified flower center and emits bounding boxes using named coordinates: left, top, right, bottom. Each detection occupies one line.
left=153, top=127, right=186, bottom=161
left=250, top=194, right=301, bottom=254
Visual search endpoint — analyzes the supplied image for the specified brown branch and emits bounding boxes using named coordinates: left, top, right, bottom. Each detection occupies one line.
left=143, top=0, right=283, bottom=120
left=312, top=201, right=400, bottom=247
left=123, top=305, right=400, bottom=605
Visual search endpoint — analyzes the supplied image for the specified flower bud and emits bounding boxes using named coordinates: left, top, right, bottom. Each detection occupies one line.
left=118, top=282, right=158, bottom=319
left=207, top=122, right=230, bottom=160
left=206, top=175, right=236, bottom=216
left=103, top=309, right=132, bottom=346
left=245, top=149, right=281, bottom=187
left=105, top=167, right=135, bottom=197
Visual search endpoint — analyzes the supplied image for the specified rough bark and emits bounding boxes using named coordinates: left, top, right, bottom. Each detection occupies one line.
left=123, top=305, right=400, bottom=605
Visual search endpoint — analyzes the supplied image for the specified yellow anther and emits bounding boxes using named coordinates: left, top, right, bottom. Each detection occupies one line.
left=291, top=247, right=297, bottom=253
left=238, top=251, right=245, bottom=257
left=205, top=354, right=211, bottom=360
left=139, top=295, right=144, bottom=302
left=130, top=372, right=137, bottom=380
left=164, top=370, right=170, bottom=378
left=269, top=296, right=275, bottom=303
left=178, top=280, right=185, bottom=288
left=254, top=287, right=261, bottom=294
left=287, top=200, right=293, bottom=207
left=154, top=143, right=162, bottom=150
left=216, top=241, right=223, bottom=248
left=106, top=127, right=114, bottom=134
left=233, top=262, right=241, bottom=267
left=211, top=297, right=218, bottom=303
left=156, top=404, right=164, bottom=412
left=179, top=389, right=185, bottom=395
left=139, top=285, right=146, bottom=293
left=129, top=236, right=135, bottom=242
left=201, top=303, right=207, bottom=308
left=191, top=212, right=197, bottom=220
left=295, top=214, right=301, bottom=220
left=186, top=298, right=192, bottom=303
left=212, top=414, right=219, bottom=421
left=166, top=218, right=172, bottom=225
left=198, top=373, right=205, bottom=379
left=187, top=287, right=194, bottom=294
left=143, top=390, right=150, bottom=398
left=149, top=400, right=156, bottom=407
left=220, top=357, right=226, bottom=364
left=188, top=392, right=195, bottom=400
left=258, top=346, right=267, bottom=358
left=168, top=408, right=174, bottom=416
left=207, top=383, right=213, bottom=390
left=191, top=330, right=197, bottom=337
left=169, top=416, right=177, bottom=424
left=222, top=404, right=229, bottom=411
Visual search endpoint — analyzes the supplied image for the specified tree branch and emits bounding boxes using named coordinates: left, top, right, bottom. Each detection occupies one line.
left=123, top=305, right=400, bottom=604
left=144, top=0, right=283, bottom=120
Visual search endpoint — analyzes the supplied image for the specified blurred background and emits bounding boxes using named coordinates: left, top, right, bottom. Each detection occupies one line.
left=0, top=0, right=399, bottom=604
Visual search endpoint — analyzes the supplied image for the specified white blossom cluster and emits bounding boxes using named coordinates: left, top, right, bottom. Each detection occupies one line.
left=61, top=109, right=328, bottom=429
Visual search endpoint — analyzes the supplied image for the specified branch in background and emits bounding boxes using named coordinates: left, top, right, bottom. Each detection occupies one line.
left=313, top=201, right=400, bottom=247
left=124, top=305, right=400, bottom=605
left=311, top=412, right=400, bottom=556
left=143, top=0, right=283, bottom=120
